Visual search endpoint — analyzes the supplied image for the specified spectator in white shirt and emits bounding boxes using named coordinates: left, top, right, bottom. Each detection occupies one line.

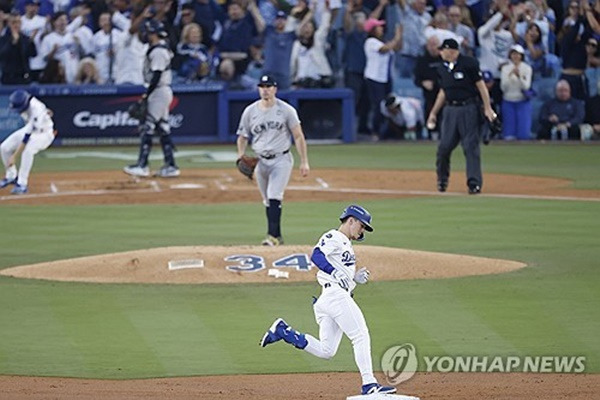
left=39, top=11, right=84, bottom=83
left=111, top=6, right=150, bottom=85
left=380, top=94, right=424, bottom=140
left=363, top=17, right=401, bottom=140
left=20, top=0, right=47, bottom=81
left=91, top=11, right=124, bottom=83
left=290, top=4, right=333, bottom=88
left=477, top=1, right=514, bottom=79
left=500, top=44, right=533, bottom=140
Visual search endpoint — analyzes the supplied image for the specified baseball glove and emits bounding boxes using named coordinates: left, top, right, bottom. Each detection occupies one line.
left=236, top=155, right=259, bottom=180
left=128, top=98, right=148, bottom=122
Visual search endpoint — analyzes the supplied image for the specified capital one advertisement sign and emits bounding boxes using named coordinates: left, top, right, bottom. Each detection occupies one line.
left=40, top=92, right=219, bottom=145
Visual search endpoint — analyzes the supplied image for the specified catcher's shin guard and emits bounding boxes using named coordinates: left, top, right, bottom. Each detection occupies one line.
left=136, top=133, right=153, bottom=167
left=159, top=134, right=176, bottom=167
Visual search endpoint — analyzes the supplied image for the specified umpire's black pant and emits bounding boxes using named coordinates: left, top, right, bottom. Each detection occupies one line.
left=436, top=102, right=482, bottom=188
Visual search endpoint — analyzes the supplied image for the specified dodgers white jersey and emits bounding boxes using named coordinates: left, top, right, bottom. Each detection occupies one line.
left=314, top=229, right=357, bottom=292
left=236, top=98, right=300, bottom=156
left=20, top=97, right=54, bottom=136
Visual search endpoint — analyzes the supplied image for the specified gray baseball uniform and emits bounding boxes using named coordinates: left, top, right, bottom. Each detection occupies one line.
left=144, top=42, right=173, bottom=136
left=237, top=98, right=300, bottom=203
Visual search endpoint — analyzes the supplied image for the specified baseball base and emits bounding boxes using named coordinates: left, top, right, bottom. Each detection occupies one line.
left=346, top=394, right=420, bottom=400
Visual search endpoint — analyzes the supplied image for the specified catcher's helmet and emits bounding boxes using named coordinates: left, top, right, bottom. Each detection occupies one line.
left=340, top=204, right=373, bottom=241
left=9, top=90, right=32, bottom=113
left=143, top=19, right=168, bottom=38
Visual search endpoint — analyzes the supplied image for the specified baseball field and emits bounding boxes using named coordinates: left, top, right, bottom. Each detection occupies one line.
left=0, top=142, right=599, bottom=399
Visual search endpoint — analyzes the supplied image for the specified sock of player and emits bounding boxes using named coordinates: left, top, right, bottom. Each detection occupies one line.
left=267, top=199, right=282, bottom=238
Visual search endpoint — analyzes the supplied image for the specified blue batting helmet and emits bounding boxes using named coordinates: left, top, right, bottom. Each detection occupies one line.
left=9, top=90, right=32, bottom=113
left=340, top=204, right=373, bottom=241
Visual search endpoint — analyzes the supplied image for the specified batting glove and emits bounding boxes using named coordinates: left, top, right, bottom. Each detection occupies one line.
left=354, top=267, right=370, bottom=284
left=331, top=269, right=350, bottom=290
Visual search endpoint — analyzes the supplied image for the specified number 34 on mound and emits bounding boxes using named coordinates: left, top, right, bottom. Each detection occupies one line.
left=225, top=254, right=313, bottom=273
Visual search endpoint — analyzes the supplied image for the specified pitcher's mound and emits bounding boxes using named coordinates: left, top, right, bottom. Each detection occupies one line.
left=0, top=246, right=526, bottom=284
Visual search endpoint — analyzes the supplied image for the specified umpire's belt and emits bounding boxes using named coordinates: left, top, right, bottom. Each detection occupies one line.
left=447, top=97, right=478, bottom=106
left=259, top=149, right=290, bottom=160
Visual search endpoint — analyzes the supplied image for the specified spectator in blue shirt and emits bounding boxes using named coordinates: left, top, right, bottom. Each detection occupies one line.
left=192, top=0, right=226, bottom=47
left=343, top=5, right=369, bottom=135
left=262, top=10, right=296, bottom=90
left=538, top=79, right=585, bottom=140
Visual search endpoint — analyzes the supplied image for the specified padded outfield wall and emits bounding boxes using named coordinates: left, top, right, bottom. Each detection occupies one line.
left=0, top=84, right=355, bottom=144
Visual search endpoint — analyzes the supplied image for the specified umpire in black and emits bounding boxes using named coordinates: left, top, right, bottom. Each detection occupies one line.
left=426, top=38, right=496, bottom=194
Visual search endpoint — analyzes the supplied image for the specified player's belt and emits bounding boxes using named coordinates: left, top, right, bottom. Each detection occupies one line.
left=259, top=149, right=290, bottom=160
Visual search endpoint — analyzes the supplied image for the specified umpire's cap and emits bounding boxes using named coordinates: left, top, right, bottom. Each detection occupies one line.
left=258, top=75, right=277, bottom=87
left=9, top=90, right=32, bottom=113
left=340, top=205, right=373, bottom=241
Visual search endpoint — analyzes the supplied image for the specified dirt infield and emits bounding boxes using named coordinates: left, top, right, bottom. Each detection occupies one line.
left=2, top=168, right=600, bottom=205
left=2, top=168, right=598, bottom=399
left=1, top=372, right=598, bottom=400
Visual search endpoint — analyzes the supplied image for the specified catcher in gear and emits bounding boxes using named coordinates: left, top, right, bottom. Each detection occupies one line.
left=236, top=155, right=259, bottom=180
left=236, top=75, right=310, bottom=246
left=123, top=19, right=180, bottom=178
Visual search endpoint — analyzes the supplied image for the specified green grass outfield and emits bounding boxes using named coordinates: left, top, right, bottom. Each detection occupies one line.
left=0, top=143, right=599, bottom=379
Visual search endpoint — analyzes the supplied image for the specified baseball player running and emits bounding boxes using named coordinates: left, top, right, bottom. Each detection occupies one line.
left=236, top=74, right=310, bottom=246
left=260, top=205, right=397, bottom=396
left=124, top=19, right=179, bottom=178
left=0, top=90, right=55, bottom=195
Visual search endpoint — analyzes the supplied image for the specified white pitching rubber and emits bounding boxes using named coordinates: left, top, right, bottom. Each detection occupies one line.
left=347, top=394, right=420, bottom=400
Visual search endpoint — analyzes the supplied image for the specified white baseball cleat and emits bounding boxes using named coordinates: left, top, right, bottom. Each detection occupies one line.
left=361, top=383, right=397, bottom=395
left=155, top=165, right=180, bottom=178
left=261, top=235, right=283, bottom=246
left=123, top=165, right=150, bottom=177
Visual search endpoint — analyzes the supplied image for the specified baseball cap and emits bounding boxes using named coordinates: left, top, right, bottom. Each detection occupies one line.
left=384, top=94, right=401, bottom=108
left=481, top=70, right=493, bottom=83
left=439, top=38, right=459, bottom=50
left=258, top=74, right=277, bottom=87
left=363, top=18, right=385, bottom=34
left=25, top=0, right=41, bottom=6
left=509, top=44, right=525, bottom=56
left=275, top=10, right=287, bottom=19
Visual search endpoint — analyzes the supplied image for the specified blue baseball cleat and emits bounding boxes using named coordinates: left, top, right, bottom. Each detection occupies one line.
left=0, top=177, right=17, bottom=189
left=361, top=383, right=397, bottom=395
left=10, top=184, right=28, bottom=195
left=259, top=318, right=288, bottom=347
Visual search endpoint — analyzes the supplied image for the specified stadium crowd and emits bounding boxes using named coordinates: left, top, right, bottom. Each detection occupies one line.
left=0, top=0, right=599, bottom=140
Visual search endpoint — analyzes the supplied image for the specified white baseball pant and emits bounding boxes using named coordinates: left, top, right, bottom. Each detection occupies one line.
left=304, top=285, right=377, bottom=386
left=1, top=127, right=54, bottom=186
